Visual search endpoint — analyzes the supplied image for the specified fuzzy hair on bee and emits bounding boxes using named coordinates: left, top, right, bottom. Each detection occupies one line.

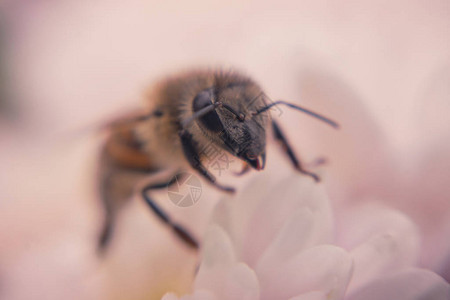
left=97, top=69, right=338, bottom=253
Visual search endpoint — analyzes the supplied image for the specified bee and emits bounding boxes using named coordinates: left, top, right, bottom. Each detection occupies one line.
left=97, top=69, right=338, bottom=253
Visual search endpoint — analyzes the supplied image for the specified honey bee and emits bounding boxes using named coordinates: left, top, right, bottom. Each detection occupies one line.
left=97, top=69, right=338, bottom=253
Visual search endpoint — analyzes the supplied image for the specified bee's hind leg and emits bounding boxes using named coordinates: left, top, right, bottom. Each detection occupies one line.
left=98, top=203, right=115, bottom=253
left=272, top=120, right=320, bottom=182
left=97, top=168, right=147, bottom=255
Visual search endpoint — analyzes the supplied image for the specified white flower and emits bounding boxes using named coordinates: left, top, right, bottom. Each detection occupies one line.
left=163, top=169, right=450, bottom=300
left=295, top=69, right=450, bottom=277
left=3, top=1, right=450, bottom=299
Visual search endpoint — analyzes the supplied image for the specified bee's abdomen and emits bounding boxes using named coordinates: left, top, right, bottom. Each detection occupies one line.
left=105, top=127, right=157, bottom=172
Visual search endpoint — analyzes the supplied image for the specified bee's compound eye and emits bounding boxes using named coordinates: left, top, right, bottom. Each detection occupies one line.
left=193, top=90, right=213, bottom=111
left=192, top=90, right=224, bottom=132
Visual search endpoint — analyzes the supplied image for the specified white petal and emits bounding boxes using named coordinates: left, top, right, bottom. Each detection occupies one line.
left=415, top=67, right=450, bottom=147
left=196, top=261, right=260, bottom=300
left=194, top=226, right=235, bottom=298
left=338, top=204, right=420, bottom=292
left=347, top=268, right=450, bottom=300
left=295, top=68, right=396, bottom=201
left=222, top=263, right=260, bottom=300
left=256, top=208, right=320, bottom=275
left=406, top=133, right=450, bottom=274
left=259, top=245, right=353, bottom=300
left=194, top=225, right=260, bottom=299
left=237, top=171, right=332, bottom=267
left=338, top=204, right=419, bottom=253
left=199, top=225, right=237, bottom=269
left=209, top=173, right=271, bottom=260
left=289, top=291, right=327, bottom=300
left=162, top=293, right=181, bottom=300
left=191, top=290, right=220, bottom=300
left=349, top=232, right=417, bottom=292
left=193, top=263, right=259, bottom=300
left=162, top=290, right=219, bottom=300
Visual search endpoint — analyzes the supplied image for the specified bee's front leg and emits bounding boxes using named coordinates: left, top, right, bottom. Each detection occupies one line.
left=179, top=130, right=235, bottom=193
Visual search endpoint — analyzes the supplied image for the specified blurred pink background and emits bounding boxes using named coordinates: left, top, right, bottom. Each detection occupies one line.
left=1, top=0, right=450, bottom=299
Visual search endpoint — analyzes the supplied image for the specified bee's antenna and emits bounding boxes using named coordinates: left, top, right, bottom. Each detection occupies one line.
left=253, top=100, right=339, bottom=129
left=221, top=103, right=245, bottom=121
left=181, top=102, right=222, bottom=129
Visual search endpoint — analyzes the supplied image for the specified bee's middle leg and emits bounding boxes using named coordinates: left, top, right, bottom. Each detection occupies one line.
left=98, top=169, right=198, bottom=254
left=141, top=173, right=199, bottom=249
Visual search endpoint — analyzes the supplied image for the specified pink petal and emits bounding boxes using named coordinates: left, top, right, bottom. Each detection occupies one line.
left=196, top=225, right=236, bottom=274
left=259, top=245, right=353, bottom=300
left=337, top=204, right=420, bottom=293
left=403, top=133, right=450, bottom=275
left=289, top=291, right=327, bottom=300
left=222, top=263, right=260, bottom=300
left=162, top=290, right=219, bottom=300
left=238, top=171, right=332, bottom=267
left=195, top=226, right=259, bottom=299
left=293, top=68, right=396, bottom=202
left=415, top=66, right=450, bottom=148
left=337, top=203, right=420, bottom=259
left=256, top=208, right=324, bottom=275
left=347, top=268, right=450, bottom=300
left=209, top=175, right=271, bottom=261
left=162, top=293, right=181, bottom=300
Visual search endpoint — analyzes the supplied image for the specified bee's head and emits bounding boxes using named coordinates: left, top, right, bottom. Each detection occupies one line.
left=192, top=84, right=269, bottom=171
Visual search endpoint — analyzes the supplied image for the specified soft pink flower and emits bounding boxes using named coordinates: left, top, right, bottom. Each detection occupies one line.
left=2, top=0, right=450, bottom=299
left=293, top=68, right=450, bottom=278
left=162, top=169, right=450, bottom=299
